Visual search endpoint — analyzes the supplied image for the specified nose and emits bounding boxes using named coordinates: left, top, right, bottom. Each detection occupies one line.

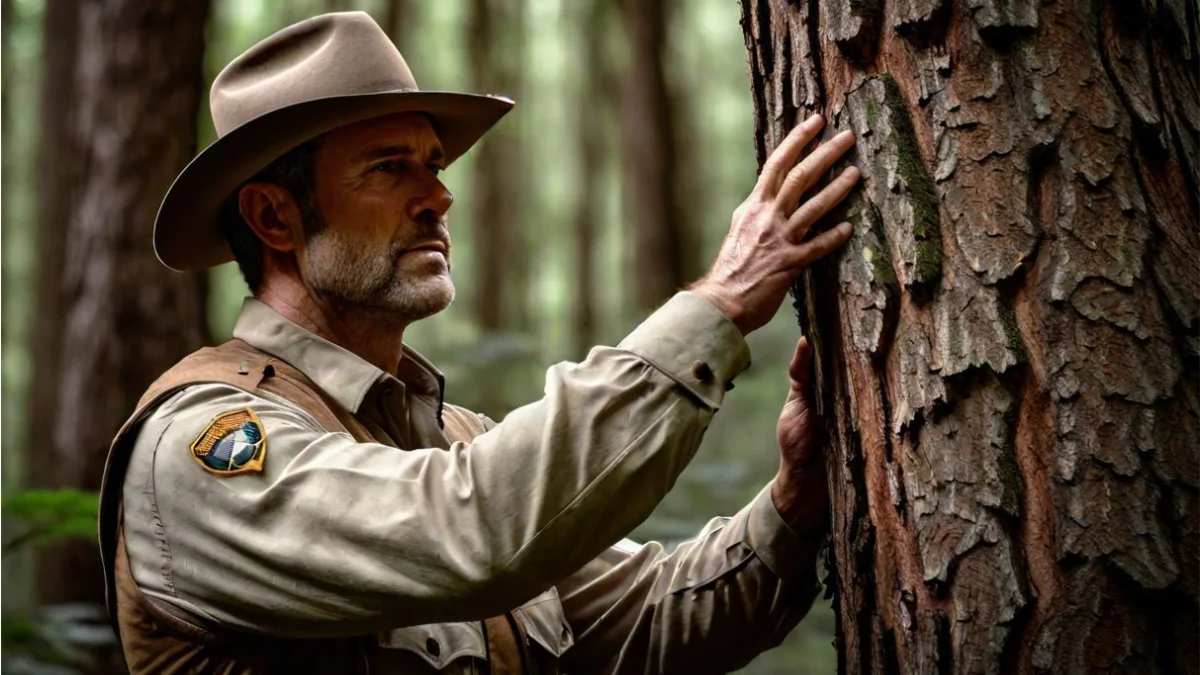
left=408, top=174, right=454, bottom=221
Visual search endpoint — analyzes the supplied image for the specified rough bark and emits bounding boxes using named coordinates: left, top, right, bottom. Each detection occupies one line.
left=468, top=0, right=529, bottom=333
left=32, top=0, right=212, bottom=608
left=618, top=0, right=696, bottom=315
left=740, top=0, right=1199, bottom=673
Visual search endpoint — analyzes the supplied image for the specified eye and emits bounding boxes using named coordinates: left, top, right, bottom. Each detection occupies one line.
left=426, top=164, right=443, bottom=177
left=371, top=160, right=398, bottom=173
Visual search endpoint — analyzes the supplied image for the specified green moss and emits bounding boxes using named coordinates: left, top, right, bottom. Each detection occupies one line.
left=864, top=204, right=898, bottom=288
left=997, top=301, right=1028, bottom=366
left=996, top=391, right=1025, bottom=519
left=867, top=98, right=880, bottom=128
left=995, top=441, right=1023, bottom=519
left=880, top=74, right=942, bottom=288
left=916, top=241, right=941, bottom=283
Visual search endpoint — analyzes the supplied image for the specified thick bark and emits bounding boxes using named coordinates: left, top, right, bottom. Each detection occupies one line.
left=32, top=0, right=212, bottom=608
left=740, top=0, right=1199, bottom=673
left=618, top=0, right=695, bottom=315
left=468, top=0, right=528, bottom=333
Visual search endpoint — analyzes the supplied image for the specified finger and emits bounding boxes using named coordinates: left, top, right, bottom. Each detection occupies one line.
left=784, top=221, right=854, bottom=269
left=788, top=336, right=814, bottom=391
left=788, top=165, right=862, bottom=240
left=756, top=114, right=826, bottom=199
left=776, top=129, right=857, bottom=212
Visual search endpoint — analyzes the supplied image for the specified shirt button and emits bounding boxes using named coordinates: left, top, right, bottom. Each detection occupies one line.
left=382, top=385, right=395, bottom=397
left=425, top=636, right=440, bottom=657
left=691, top=360, right=714, bottom=383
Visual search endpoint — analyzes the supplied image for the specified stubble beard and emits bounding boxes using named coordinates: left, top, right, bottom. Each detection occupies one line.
left=302, top=213, right=455, bottom=323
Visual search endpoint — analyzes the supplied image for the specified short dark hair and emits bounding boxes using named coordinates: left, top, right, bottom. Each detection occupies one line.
left=217, top=139, right=320, bottom=293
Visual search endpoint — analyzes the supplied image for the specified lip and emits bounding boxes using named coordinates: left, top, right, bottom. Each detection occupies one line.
left=405, top=241, right=447, bottom=254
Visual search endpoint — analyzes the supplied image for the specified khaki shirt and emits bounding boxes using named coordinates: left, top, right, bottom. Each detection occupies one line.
left=121, top=292, right=821, bottom=672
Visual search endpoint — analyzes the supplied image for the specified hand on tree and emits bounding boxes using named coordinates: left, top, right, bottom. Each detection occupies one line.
left=772, top=336, right=829, bottom=537
left=691, top=114, right=860, bottom=336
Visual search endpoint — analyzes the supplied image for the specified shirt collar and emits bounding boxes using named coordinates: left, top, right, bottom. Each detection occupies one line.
left=231, top=298, right=445, bottom=413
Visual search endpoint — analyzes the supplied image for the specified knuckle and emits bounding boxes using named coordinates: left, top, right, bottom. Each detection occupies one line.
left=787, top=165, right=811, bottom=188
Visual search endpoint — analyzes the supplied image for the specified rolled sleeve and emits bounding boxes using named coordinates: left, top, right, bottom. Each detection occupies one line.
left=618, top=291, right=751, bottom=409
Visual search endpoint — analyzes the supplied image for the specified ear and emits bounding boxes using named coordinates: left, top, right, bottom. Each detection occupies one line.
left=238, top=183, right=304, bottom=253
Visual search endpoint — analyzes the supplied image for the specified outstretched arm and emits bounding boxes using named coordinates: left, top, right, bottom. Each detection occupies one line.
left=557, top=337, right=831, bottom=673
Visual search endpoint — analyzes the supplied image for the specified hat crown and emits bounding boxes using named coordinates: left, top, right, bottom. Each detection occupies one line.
left=210, top=12, right=417, bottom=136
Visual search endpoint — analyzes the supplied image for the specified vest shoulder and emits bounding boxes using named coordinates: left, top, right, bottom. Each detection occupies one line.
left=441, top=403, right=496, bottom=441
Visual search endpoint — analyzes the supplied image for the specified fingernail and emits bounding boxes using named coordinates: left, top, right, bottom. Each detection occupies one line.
left=839, top=222, right=854, bottom=234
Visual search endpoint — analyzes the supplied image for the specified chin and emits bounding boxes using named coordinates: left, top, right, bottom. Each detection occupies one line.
left=386, top=276, right=455, bottom=321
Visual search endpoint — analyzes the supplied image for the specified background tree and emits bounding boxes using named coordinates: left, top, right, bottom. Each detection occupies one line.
left=25, top=0, right=80, bottom=604
left=617, top=0, right=697, bottom=315
left=383, top=0, right=414, bottom=48
left=570, top=0, right=615, bottom=356
left=468, top=0, right=529, bottom=334
left=3, top=0, right=845, bottom=671
left=28, top=0, right=213, bottom=613
left=741, top=0, right=1199, bottom=672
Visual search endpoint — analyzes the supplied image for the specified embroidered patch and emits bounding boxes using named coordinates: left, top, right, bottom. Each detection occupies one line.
left=190, top=408, right=267, bottom=476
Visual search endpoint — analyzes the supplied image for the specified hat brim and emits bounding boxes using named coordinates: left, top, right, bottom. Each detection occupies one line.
left=154, top=90, right=514, bottom=272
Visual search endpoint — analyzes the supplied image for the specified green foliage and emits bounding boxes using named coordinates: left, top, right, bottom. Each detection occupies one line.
left=3, top=489, right=100, bottom=553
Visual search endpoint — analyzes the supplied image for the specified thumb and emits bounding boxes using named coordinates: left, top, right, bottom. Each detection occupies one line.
left=778, top=335, right=819, bottom=463
left=788, top=335, right=813, bottom=397
left=779, top=336, right=814, bottom=422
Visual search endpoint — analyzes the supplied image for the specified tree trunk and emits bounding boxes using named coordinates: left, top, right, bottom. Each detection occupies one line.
left=32, top=0, right=212, bottom=608
left=740, top=1, right=1198, bottom=673
left=618, top=0, right=695, bottom=315
left=383, top=0, right=414, bottom=48
left=467, top=0, right=528, bottom=333
left=570, top=0, right=613, bottom=356
left=27, top=0, right=80, bottom=514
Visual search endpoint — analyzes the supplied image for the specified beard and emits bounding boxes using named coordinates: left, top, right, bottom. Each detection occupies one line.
left=300, top=209, right=455, bottom=322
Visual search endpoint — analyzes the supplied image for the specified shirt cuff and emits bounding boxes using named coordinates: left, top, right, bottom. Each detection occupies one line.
left=743, top=483, right=822, bottom=584
left=617, top=291, right=751, bottom=409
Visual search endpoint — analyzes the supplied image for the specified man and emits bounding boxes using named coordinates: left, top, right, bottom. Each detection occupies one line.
left=98, top=11, right=861, bottom=674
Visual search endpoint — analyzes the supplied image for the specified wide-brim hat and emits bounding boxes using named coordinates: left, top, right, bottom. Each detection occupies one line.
left=154, top=11, right=513, bottom=271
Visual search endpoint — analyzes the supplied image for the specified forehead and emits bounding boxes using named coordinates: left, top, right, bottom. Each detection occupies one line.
left=318, top=112, right=442, bottom=161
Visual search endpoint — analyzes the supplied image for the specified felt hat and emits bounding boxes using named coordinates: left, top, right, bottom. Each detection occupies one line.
left=153, top=11, right=513, bottom=271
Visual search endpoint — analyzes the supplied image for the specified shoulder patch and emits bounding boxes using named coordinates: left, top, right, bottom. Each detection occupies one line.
left=190, top=408, right=267, bottom=476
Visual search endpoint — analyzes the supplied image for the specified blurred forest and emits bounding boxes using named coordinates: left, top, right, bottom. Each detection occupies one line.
left=0, top=0, right=836, bottom=672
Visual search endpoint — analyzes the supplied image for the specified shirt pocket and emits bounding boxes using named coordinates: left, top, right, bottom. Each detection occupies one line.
left=514, top=586, right=575, bottom=658
left=377, top=621, right=487, bottom=672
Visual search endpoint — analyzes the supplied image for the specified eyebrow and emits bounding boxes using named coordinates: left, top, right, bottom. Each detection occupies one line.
left=357, top=144, right=445, bottom=165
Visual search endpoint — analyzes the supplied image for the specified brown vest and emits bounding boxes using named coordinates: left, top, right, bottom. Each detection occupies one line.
left=98, top=339, right=555, bottom=674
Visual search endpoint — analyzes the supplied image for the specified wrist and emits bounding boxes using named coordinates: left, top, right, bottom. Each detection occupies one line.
left=771, top=472, right=830, bottom=538
left=689, top=282, right=748, bottom=335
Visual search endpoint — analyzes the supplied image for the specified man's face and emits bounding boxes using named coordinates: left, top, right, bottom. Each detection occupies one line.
left=297, top=112, right=455, bottom=321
